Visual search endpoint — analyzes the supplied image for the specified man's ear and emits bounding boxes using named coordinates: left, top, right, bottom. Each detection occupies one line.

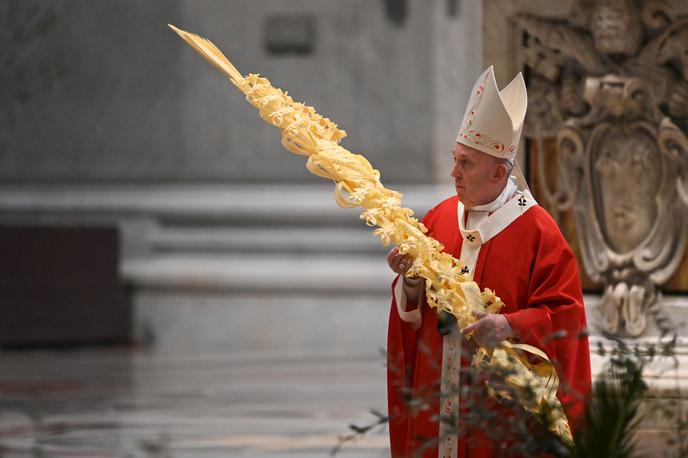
left=492, top=162, right=508, bottom=183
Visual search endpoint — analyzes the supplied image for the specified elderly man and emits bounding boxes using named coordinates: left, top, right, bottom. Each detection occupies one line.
left=386, top=66, right=591, bottom=457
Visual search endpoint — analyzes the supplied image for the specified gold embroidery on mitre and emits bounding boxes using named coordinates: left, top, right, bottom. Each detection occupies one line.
left=456, top=68, right=521, bottom=158
left=458, top=70, right=520, bottom=157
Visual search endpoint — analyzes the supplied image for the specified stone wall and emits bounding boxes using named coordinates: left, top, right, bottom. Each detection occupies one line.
left=1, top=0, right=482, bottom=184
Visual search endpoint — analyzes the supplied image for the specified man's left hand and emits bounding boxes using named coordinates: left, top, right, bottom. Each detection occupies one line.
left=461, top=311, right=514, bottom=348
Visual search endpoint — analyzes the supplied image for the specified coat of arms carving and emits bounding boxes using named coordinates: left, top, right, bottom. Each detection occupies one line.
left=515, top=0, right=688, bottom=336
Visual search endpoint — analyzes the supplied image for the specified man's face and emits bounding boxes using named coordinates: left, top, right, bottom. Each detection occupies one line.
left=451, top=142, right=501, bottom=208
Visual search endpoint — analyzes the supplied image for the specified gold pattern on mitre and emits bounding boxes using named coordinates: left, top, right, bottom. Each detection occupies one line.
left=456, top=66, right=528, bottom=161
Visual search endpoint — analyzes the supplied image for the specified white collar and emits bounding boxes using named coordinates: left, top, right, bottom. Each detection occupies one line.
left=468, top=177, right=518, bottom=213
left=457, top=184, right=537, bottom=246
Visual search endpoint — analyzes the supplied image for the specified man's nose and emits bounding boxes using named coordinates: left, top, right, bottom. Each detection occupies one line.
left=451, top=163, right=460, bottom=178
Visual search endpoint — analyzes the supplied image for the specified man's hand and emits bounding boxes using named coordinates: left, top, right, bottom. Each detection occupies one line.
left=387, top=247, right=413, bottom=275
left=387, top=248, right=422, bottom=304
left=461, top=311, right=514, bottom=348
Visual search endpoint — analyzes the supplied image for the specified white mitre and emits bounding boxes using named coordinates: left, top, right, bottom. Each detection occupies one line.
left=455, top=65, right=527, bottom=161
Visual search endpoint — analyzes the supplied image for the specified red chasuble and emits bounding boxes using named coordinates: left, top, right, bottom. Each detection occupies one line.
left=387, top=195, right=591, bottom=457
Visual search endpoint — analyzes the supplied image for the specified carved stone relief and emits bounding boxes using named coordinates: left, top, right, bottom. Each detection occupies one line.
left=514, top=0, right=688, bottom=336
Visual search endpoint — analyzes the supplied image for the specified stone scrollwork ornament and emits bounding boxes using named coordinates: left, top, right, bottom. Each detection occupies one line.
left=516, top=0, right=688, bottom=337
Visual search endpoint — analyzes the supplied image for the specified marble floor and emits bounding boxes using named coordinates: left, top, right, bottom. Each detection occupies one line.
left=0, top=349, right=390, bottom=457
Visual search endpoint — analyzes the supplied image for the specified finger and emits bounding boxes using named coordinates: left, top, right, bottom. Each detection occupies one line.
left=395, top=254, right=410, bottom=272
left=470, top=326, right=496, bottom=346
left=461, top=321, right=481, bottom=335
left=472, top=311, right=487, bottom=319
left=399, top=255, right=412, bottom=273
left=471, top=332, right=484, bottom=347
left=473, top=334, right=491, bottom=349
left=387, top=247, right=399, bottom=266
left=462, top=314, right=488, bottom=333
left=393, top=254, right=406, bottom=272
left=389, top=253, right=404, bottom=272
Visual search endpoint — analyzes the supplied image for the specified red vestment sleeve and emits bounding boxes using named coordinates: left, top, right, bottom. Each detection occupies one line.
left=503, top=220, right=591, bottom=426
left=387, top=206, right=440, bottom=457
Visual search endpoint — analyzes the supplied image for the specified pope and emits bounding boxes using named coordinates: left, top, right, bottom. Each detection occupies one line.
left=386, top=66, right=592, bottom=457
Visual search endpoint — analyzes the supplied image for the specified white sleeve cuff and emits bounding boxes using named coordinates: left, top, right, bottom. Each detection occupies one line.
left=393, top=275, right=423, bottom=330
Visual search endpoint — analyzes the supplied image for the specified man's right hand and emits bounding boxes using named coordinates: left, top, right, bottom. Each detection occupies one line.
left=387, top=247, right=413, bottom=275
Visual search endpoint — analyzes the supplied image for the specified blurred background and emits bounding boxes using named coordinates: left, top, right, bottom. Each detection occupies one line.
left=0, top=0, right=480, bottom=353
left=0, top=0, right=480, bottom=456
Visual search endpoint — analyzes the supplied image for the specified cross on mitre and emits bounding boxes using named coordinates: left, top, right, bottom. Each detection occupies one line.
left=456, top=66, right=528, bottom=162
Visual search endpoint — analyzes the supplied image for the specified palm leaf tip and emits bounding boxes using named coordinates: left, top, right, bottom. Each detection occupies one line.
left=167, top=23, right=245, bottom=83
